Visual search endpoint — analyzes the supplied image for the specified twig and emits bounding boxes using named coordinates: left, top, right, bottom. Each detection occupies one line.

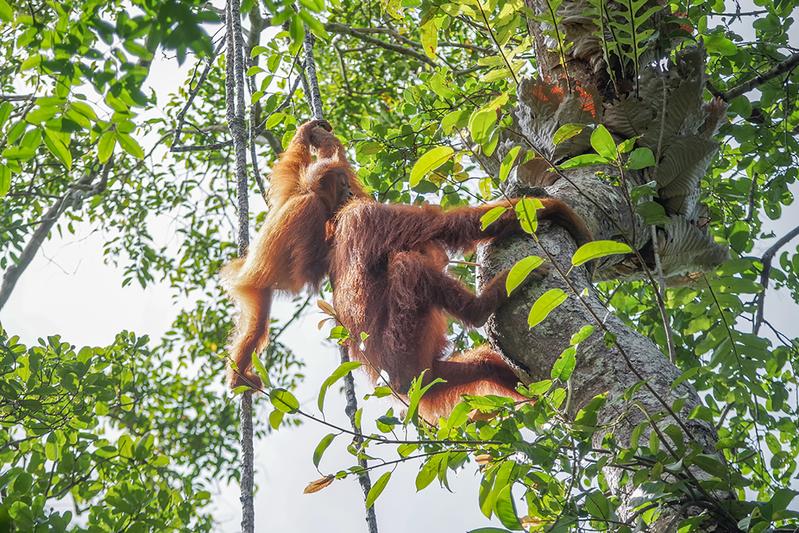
left=247, top=6, right=267, bottom=202
left=170, top=139, right=233, bottom=153
left=324, top=22, right=435, bottom=67
left=171, top=39, right=226, bottom=152
left=721, top=52, right=799, bottom=101
left=303, top=31, right=324, bottom=120
left=753, top=224, right=799, bottom=335
left=475, top=1, right=519, bottom=86
left=0, top=94, right=34, bottom=101
left=650, top=78, right=677, bottom=364
left=225, top=1, right=255, bottom=532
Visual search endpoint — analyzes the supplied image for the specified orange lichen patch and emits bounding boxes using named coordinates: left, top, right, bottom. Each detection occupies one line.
left=575, top=84, right=598, bottom=118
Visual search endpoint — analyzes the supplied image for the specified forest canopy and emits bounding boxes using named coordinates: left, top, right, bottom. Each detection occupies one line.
left=0, top=0, right=798, bottom=531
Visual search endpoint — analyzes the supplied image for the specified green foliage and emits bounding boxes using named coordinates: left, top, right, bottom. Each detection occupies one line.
left=0, top=328, right=232, bottom=531
left=1, top=0, right=798, bottom=530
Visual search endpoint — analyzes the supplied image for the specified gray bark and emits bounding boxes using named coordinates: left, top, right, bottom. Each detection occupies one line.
left=226, top=1, right=255, bottom=531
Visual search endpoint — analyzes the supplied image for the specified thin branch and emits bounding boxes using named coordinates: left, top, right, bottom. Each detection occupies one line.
left=170, top=39, right=226, bottom=152
left=709, top=9, right=768, bottom=16
left=326, top=25, right=491, bottom=54
left=722, top=52, right=799, bottom=101
left=324, top=22, right=435, bottom=67
left=225, top=1, right=255, bottom=532
left=753, top=224, right=799, bottom=335
left=0, top=159, right=113, bottom=311
left=170, top=139, right=233, bottom=153
left=247, top=5, right=267, bottom=202
left=0, top=94, right=34, bottom=102
left=303, top=31, right=324, bottom=120
left=475, top=1, right=519, bottom=86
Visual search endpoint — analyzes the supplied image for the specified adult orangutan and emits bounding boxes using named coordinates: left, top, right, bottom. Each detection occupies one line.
left=222, top=120, right=590, bottom=420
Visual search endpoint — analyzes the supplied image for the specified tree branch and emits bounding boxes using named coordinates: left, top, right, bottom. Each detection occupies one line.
left=225, top=1, right=255, bottom=531
left=753, top=224, right=799, bottom=335
left=324, top=22, right=435, bottom=67
left=722, top=52, right=799, bottom=101
left=0, top=94, right=34, bottom=102
left=170, top=39, right=226, bottom=152
left=0, top=159, right=113, bottom=311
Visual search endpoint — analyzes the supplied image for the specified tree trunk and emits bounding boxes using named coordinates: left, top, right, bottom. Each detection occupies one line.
left=479, top=0, right=734, bottom=528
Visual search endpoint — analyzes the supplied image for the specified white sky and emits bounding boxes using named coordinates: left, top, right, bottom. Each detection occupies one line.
left=2, top=7, right=798, bottom=532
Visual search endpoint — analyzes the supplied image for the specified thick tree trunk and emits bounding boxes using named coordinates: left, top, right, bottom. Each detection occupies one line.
left=478, top=0, right=733, bottom=528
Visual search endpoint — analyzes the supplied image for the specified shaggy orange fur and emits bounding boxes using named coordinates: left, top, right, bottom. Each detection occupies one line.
left=223, top=121, right=590, bottom=420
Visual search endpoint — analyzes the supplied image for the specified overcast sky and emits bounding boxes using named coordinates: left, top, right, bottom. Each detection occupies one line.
left=2, top=8, right=798, bottom=532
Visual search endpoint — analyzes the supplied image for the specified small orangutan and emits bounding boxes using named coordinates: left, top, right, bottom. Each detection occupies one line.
left=222, top=120, right=590, bottom=420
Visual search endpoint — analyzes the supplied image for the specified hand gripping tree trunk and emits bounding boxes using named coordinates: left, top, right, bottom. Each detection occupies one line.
left=479, top=0, right=733, bottom=529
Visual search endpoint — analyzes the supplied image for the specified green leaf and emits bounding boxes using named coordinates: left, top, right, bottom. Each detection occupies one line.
left=43, top=130, right=72, bottom=170
left=571, top=240, right=632, bottom=267
left=0, top=102, right=12, bottom=127
left=636, top=201, right=669, bottom=225
left=270, top=388, right=299, bottom=413
left=704, top=33, right=738, bottom=57
left=570, top=325, right=594, bottom=345
left=0, top=0, right=12, bottom=21
left=559, top=153, right=609, bottom=169
left=441, top=109, right=469, bottom=135
left=590, top=125, right=617, bottom=159
left=514, top=197, right=543, bottom=234
left=480, top=206, right=507, bottom=230
left=409, top=146, right=454, bottom=187
left=366, top=471, right=391, bottom=509
left=493, top=484, right=522, bottom=530
left=627, top=147, right=656, bottom=170
left=98, top=131, right=116, bottom=163
left=584, top=490, right=611, bottom=520
left=553, top=123, right=585, bottom=145
left=617, top=137, right=637, bottom=154
left=0, top=165, right=10, bottom=196
left=313, top=433, right=336, bottom=468
left=116, top=133, right=144, bottom=159
left=498, top=146, right=521, bottom=182
left=70, top=101, right=98, bottom=121
left=770, top=488, right=798, bottom=514
left=416, top=456, right=439, bottom=491
left=528, top=288, right=568, bottom=328
left=420, top=19, right=438, bottom=59
left=318, top=361, right=361, bottom=412
left=551, top=347, right=576, bottom=381
left=404, top=372, right=444, bottom=423
left=252, top=352, right=271, bottom=389
left=269, top=409, right=284, bottom=429
left=250, top=45, right=269, bottom=58
left=2, top=146, right=36, bottom=160
left=299, top=0, right=325, bottom=12
left=20, top=54, right=42, bottom=71
left=469, top=108, right=497, bottom=145
left=506, top=256, right=544, bottom=295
